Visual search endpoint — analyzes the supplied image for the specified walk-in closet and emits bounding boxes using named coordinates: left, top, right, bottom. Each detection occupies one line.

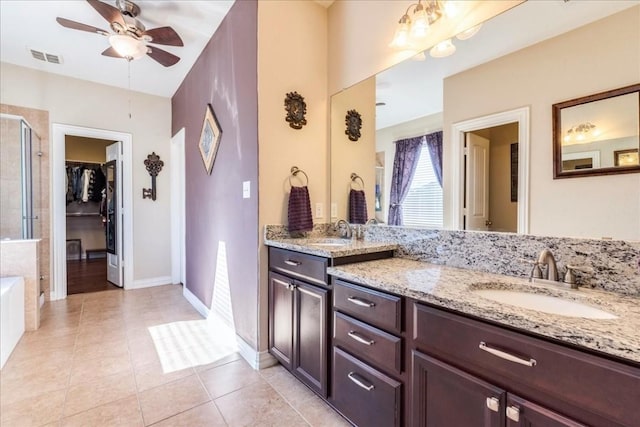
left=65, top=135, right=117, bottom=294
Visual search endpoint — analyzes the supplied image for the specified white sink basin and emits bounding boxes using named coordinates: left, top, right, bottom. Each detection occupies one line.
left=473, top=289, right=618, bottom=319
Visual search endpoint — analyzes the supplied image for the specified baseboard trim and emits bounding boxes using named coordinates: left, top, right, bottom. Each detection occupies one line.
left=183, top=286, right=210, bottom=318
left=236, top=334, right=278, bottom=370
left=128, top=276, right=172, bottom=290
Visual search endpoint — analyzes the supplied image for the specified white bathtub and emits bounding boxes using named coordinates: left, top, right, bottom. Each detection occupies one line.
left=1, top=276, right=25, bottom=369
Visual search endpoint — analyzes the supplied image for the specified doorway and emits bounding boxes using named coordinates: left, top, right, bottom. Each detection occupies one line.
left=64, top=136, right=119, bottom=294
left=450, top=107, right=530, bottom=234
left=52, top=124, right=133, bottom=300
left=464, top=123, right=519, bottom=233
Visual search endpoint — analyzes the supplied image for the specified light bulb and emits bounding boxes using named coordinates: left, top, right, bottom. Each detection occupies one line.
left=429, top=39, right=456, bottom=58
left=390, top=19, right=411, bottom=48
left=411, top=6, right=429, bottom=40
left=456, top=24, right=482, bottom=40
left=443, top=1, right=459, bottom=18
left=109, top=34, right=147, bottom=60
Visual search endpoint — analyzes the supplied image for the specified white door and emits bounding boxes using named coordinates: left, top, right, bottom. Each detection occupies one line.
left=105, top=142, right=123, bottom=287
left=465, top=133, right=490, bottom=231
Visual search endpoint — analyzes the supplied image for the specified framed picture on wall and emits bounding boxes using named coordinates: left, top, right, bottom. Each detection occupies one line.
left=199, top=104, right=223, bottom=174
left=614, top=149, right=639, bottom=167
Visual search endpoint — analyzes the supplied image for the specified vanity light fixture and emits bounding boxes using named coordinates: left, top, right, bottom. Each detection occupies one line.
left=564, top=122, right=598, bottom=143
left=390, top=1, right=482, bottom=58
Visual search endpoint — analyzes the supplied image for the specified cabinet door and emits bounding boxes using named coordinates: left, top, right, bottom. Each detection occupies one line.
left=294, top=282, right=329, bottom=397
left=412, top=351, right=505, bottom=427
left=505, top=395, right=586, bottom=427
left=268, top=272, right=294, bottom=370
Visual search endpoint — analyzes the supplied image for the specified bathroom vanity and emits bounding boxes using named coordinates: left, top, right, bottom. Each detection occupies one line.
left=265, top=235, right=640, bottom=427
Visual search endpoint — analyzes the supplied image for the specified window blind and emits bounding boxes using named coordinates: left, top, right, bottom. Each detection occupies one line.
left=402, top=147, right=443, bottom=227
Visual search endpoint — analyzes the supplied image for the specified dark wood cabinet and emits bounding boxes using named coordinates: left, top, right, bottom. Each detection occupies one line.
left=268, top=272, right=294, bottom=370
left=268, top=246, right=331, bottom=398
left=293, top=281, right=328, bottom=396
left=412, top=350, right=587, bottom=427
left=505, top=395, right=586, bottom=427
left=333, top=347, right=402, bottom=427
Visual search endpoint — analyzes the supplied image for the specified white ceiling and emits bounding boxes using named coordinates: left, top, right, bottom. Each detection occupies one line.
left=0, top=0, right=235, bottom=98
left=375, top=0, right=639, bottom=130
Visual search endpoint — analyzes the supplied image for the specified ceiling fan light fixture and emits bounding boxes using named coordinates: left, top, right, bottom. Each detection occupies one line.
left=430, top=39, right=456, bottom=58
left=109, top=34, right=147, bottom=60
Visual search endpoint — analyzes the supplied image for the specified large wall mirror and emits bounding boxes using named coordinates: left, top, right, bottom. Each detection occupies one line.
left=329, top=1, right=640, bottom=241
left=553, top=84, right=640, bottom=178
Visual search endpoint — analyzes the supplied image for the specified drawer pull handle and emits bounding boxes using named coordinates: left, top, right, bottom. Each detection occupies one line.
left=506, top=406, right=520, bottom=422
left=479, top=342, right=536, bottom=367
left=486, top=397, right=500, bottom=412
left=347, top=296, right=376, bottom=308
left=347, top=372, right=375, bottom=391
left=284, top=259, right=301, bottom=266
left=347, top=331, right=375, bottom=346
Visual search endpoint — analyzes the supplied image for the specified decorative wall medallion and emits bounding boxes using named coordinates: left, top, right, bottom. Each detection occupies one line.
left=284, top=91, right=307, bottom=129
left=345, top=109, right=362, bottom=141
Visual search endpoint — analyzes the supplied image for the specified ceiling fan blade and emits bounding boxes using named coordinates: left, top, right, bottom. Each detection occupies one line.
left=101, top=46, right=122, bottom=58
left=56, top=17, right=108, bottom=35
left=87, top=0, right=126, bottom=28
left=142, top=26, right=184, bottom=47
left=147, top=46, right=180, bottom=67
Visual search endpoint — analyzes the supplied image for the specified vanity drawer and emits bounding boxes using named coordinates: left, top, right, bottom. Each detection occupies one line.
left=413, top=303, right=640, bottom=427
left=334, top=280, right=402, bottom=334
left=332, top=347, right=402, bottom=427
left=269, top=247, right=328, bottom=286
left=333, top=311, right=402, bottom=375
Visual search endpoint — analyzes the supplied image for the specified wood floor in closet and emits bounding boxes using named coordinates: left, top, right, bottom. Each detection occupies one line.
left=67, top=258, right=119, bottom=294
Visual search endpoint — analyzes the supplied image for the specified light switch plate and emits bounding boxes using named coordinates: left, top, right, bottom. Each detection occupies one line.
left=315, top=203, right=323, bottom=218
left=243, top=181, right=250, bottom=198
left=331, top=203, right=337, bottom=218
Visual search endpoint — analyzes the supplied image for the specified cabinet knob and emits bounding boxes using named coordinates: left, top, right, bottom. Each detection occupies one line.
left=486, top=397, right=500, bottom=413
left=506, top=406, right=520, bottom=422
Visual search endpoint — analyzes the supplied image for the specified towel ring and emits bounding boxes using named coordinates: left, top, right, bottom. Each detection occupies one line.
left=289, top=166, right=309, bottom=187
left=350, top=173, right=365, bottom=190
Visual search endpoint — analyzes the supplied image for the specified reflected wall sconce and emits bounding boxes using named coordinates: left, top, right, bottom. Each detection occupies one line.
left=143, top=152, right=163, bottom=201
left=345, top=110, right=363, bottom=142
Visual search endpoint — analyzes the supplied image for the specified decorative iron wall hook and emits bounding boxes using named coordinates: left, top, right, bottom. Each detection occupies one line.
left=143, top=152, right=163, bottom=201
left=284, top=91, right=307, bottom=129
left=345, top=109, right=362, bottom=141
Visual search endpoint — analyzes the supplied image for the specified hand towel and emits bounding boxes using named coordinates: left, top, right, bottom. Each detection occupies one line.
left=349, top=189, right=368, bottom=224
left=288, top=186, right=313, bottom=233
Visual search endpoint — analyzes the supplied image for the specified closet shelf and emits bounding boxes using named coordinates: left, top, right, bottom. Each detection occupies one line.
left=66, top=213, right=101, bottom=217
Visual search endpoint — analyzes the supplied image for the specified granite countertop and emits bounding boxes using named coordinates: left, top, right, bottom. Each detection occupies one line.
left=328, top=258, right=640, bottom=364
left=264, top=237, right=398, bottom=258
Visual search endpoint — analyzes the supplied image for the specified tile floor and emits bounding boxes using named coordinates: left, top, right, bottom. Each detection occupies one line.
left=0, top=285, right=350, bottom=426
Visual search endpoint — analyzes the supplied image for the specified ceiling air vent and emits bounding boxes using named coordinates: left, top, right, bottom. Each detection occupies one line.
left=29, top=48, right=63, bottom=64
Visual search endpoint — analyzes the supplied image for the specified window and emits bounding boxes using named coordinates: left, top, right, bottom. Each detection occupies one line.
left=402, top=147, right=443, bottom=227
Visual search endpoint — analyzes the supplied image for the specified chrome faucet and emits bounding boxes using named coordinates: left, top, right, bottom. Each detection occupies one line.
left=365, top=218, right=379, bottom=225
left=334, top=219, right=352, bottom=238
left=537, top=248, right=558, bottom=281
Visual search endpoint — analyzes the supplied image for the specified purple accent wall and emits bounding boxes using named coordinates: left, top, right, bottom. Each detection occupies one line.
left=171, top=0, right=259, bottom=347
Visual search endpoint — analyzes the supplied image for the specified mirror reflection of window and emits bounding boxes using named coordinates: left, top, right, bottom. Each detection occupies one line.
left=403, top=147, right=443, bottom=228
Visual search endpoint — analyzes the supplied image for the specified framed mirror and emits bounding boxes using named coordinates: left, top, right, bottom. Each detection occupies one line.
left=553, top=84, right=640, bottom=179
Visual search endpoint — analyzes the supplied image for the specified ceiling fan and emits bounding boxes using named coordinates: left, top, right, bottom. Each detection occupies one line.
left=56, top=0, right=183, bottom=67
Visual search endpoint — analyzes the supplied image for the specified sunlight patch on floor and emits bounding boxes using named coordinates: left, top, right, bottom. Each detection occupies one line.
left=148, top=318, right=237, bottom=374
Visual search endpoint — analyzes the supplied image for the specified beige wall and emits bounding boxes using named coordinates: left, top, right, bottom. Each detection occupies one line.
left=376, top=112, right=443, bottom=224
left=0, top=63, right=173, bottom=283
left=65, top=136, right=112, bottom=163
left=327, top=0, right=522, bottom=94
left=330, top=76, right=376, bottom=222
left=443, top=7, right=640, bottom=240
left=485, top=123, right=518, bottom=233
left=257, top=0, right=328, bottom=349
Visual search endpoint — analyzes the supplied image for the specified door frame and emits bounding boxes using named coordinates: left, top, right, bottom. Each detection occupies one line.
left=170, top=128, right=185, bottom=286
left=51, top=124, right=133, bottom=300
left=450, top=107, right=530, bottom=234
